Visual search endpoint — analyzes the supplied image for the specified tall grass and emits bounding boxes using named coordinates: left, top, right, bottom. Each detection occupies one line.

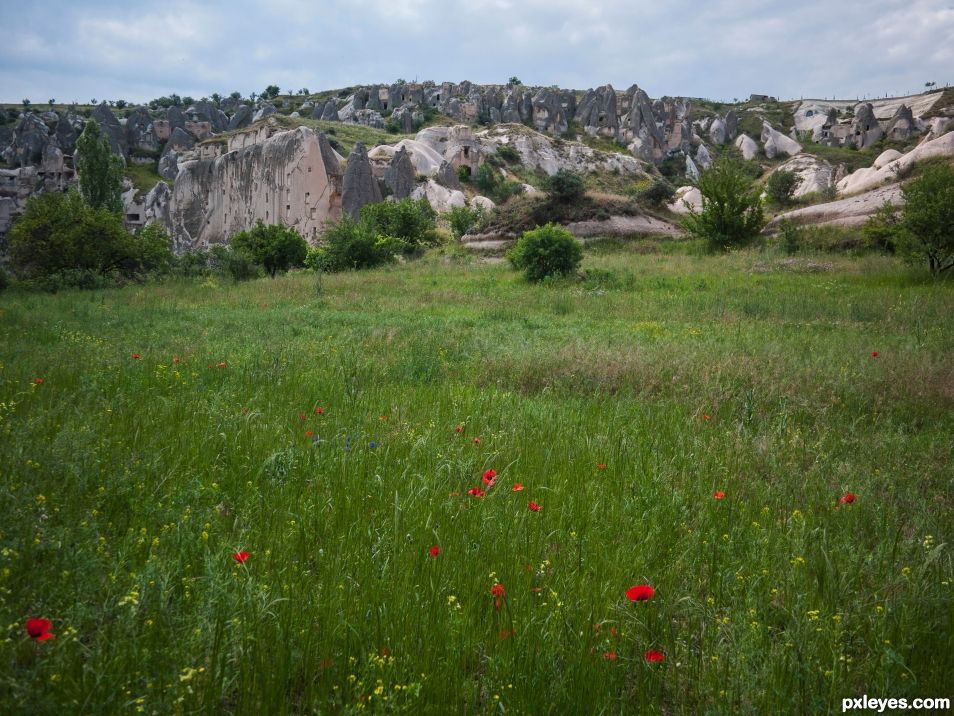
left=1, top=247, right=951, bottom=713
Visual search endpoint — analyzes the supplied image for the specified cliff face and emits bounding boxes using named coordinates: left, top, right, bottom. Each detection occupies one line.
left=169, top=126, right=341, bottom=251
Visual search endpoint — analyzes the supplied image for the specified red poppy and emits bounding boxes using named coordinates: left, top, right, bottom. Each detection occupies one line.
left=218, top=361, right=227, bottom=368
left=528, top=501, right=541, bottom=512
left=603, top=651, right=617, bottom=661
left=713, top=491, right=725, bottom=500
left=483, top=469, right=496, bottom=487
left=491, top=583, right=505, bottom=597
left=512, top=483, right=525, bottom=492
left=208, top=364, right=213, bottom=369
left=871, top=351, right=880, bottom=358
left=34, top=378, right=43, bottom=385
left=597, top=463, right=607, bottom=470
left=315, top=407, right=325, bottom=414
left=626, top=584, right=655, bottom=602
left=473, top=437, right=481, bottom=444
left=305, top=430, right=314, bottom=438
left=702, top=414, right=711, bottom=421
left=233, top=551, right=250, bottom=564
left=839, top=493, right=856, bottom=504
left=132, top=353, right=141, bottom=360
left=468, top=487, right=485, bottom=498
left=299, top=414, right=306, bottom=421
left=26, top=618, right=55, bottom=641
left=454, top=425, right=464, bottom=433
left=173, top=356, right=181, bottom=364
left=429, top=545, right=440, bottom=557
left=644, top=650, right=665, bottom=663
left=609, top=625, right=619, bottom=638
left=379, top=415, right=388, bottom=421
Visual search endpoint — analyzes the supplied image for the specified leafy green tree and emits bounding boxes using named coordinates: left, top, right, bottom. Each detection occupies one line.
left=545, top=169, right=585, bottom=204
left=75, top=120, right=125, bottom=215
left=682, top=156, right=764, bottom=250
left=263, top=85, right=281, bottom=99
left=507, top=223, right=583, bottom=282
left=359, top=198, right=438, bottom=250
left=230, top=220, right=308, bottom=277
left=447, top=204, right=486, bottom=240
left=230, top=91, right=242, bottom=101
left=508, top=76, right=522, bottom=86
left=766, top=170, right=799, bottom=207
left=309, top=218, right=402, bottom=272
left=897, top=163, right=954, bottom=275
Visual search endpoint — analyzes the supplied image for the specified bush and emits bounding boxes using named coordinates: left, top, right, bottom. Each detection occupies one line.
left=496, top=144, right=521, bottom=164
left=359, top=198, right=438, bottom=251
left=447, top=204, right=486, bottom=240
left=507, top=223, right=583, bottom=282
left=230, top=220, right=307, bottom=277
left=682, top=156, right=764, bottom=251
left=776, top=219, right=802, bottom=255
left=545, top=169, right=585, bottom=204
left=766, top=170, right=800, bottom=207
left=313, top=218, right=403, bottom=272
left=637, top=179, right=675, bottom=207
left=896, top=163, right=954, bottom=275
left=7, top=190, right=172, bottom=284
left=862, top=201, right=900, bottom=253
left=224, top=247, right=261, bottom=281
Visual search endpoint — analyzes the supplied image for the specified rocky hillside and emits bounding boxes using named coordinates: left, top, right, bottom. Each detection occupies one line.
left=1, top=81, right=953, bottom=249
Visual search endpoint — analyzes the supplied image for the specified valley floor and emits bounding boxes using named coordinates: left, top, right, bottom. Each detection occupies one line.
left=1, top=244, right=952, bottom=713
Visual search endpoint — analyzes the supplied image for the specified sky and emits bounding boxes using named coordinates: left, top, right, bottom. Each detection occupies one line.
left=1, top=0, right=953, bottom=104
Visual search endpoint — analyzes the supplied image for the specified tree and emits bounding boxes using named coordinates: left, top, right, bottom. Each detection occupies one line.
left=211, top=92, right=222, bottom=106
left=765, top=170, right=799, bottom=206
left=682, top=156, right=764, bottom=250
left=545, top=169, right=585, bottom=204
left=75, top=119, right=125, bottom=215
left=48, top=99, right=55, bottom=107
left=115, top=99, right=127, bottom=109
left=229, top=91, right=242, bottom=101
left=263, top=85, right=280, bottom=99
left=230, top=220, right=308, bottom=277
left=507, top=223, right=582, bottom=282
left=508, top=76, right=522, bottom=86
left=897, top=163, right=954, bottom=275
left=22, top=99, right=30, bottom=108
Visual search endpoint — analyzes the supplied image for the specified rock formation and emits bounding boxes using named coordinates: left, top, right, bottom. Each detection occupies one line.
left=761, top=122, right=801, bottom=159
left=341, top=143, right=381, bottom=220
left=383, top=146, right=416, bottom=199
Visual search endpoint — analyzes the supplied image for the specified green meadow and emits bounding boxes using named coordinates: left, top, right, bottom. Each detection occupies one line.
left=1, top=243, right=952, bottom=713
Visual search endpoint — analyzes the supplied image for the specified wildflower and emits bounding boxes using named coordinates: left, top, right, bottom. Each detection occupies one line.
left=173, top=356, right=181, bottom=364
left=512, top=483, right=525, bottom=492
left=315, top=407, right=325, bottom=415
left=26, top=618, right=55, bottom=641
left=306, top=430, right=314, bottom=438
left=491, top=583, right=505, bottom=597
left=473, top=437, right=481, bottom=444
left=702, top=414, right=711, bottom=421
left=644, top=650, right=665, bottom=663
left=34, top=378, right=43, bottom=385
left=713, top=491, right=725, bottom=500
left=483, top=469, right=497, bottom=487
left=378, top=415, right=388, bottom=421
left=428, top=545, right=440, bottom=558
left=603, top=651, right=617, bottom=661
left=454, top=425, right=464, bottom=433
left=233, top=551, right=250, bottom=564
left=597, top=463, right=607, bottom=470
left=839, top=493, right=856, bottom=505
left=132, top=353, right=141, bottom=360
left=626, top=584, right=655, bottom=602
left=468, top=487, right=485, bottom=498
left=871, top=351, right=880, bottom=358
left=217, top=361, right=227, bottom=368
left=299, top=414, right=306, bottom=421
left=528, top=501, right=541, bottom=512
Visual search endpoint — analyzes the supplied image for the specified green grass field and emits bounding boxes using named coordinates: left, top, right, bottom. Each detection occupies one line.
left=1, top=244, right=952, bottom=714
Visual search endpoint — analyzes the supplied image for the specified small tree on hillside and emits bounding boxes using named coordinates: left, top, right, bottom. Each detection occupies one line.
left=230, top=221, right=308, bottom=277
left=897, top=163, right=954, bottom=275
left=545, top=169, right=585, bottom=204
left=75, top=120, right=125, bottom=215
left=683, top=156, right=764, bottom=251
left=766, top=170, right=799, bottom=207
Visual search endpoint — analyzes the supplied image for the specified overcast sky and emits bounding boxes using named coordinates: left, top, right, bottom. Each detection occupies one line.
left=2, top=0, right=953, bottom=104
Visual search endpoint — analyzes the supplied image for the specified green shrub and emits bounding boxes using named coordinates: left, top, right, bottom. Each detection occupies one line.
left=545, top=169, right=585, bottom=204
left=896, top=163, right=954, bottom=275
left=507, top=223, right=583, bottom=282
left=862, top=202, right=900, bottom=254
left=682, top=156, right=764, bottom=251
left=475, top=164, right=498, bottom=194
left=637, top=179, right=675, bottom=207
left=496, top=144, right=521, bottom=163
left=230, top=220, right=307, bottom=277
left=314, top=218, right=401, bottom=272
left=457, top=166, right=471, bottom=183
left=447, top=204, right=487, bottom=240
left=776, top=219, right=802, bottom=255
left=766, top=170, right=799, bottom=207
left=359, top=198, right=438, bottom=251
left=7, top=190, right=172, bottom=284
left=225, top=247, right=262, bottom=281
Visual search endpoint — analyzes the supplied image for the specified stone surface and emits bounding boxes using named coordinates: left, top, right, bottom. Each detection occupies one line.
left=410, top=178, right=466, bottom=212
left=565, top=214, right=683, bottom=238
left=836, top=130, right=954, bottom=195
left=391, top=105, right=415, bottom=133
left=884, top=104, right=914, bottom=141
left=696, top=143, right=712, bottom=169
left=575, top=85, right=619, bottom=139
left=341, top=143, right=381, bottom=220
left=92, top=102, right=128, bottom=158
left=228, top=105, right=253, bottom=130
left=850, top=103, right=883, bottom=149
left=320, top=99, right=340, bottom=122
left=435, top=160, right=461, bottom=189
left=768, top=184, right=902, bottom=228
left=169, top=127, right=342, bottom=250
left=125, top=107, right=160, bottom=153
left=685, top=154, right=700, bottom=181
left=624, top=87, right=665, bottom=161
left=735, top=133, right=759, bottom=160
left=666, top=185, right=703, bottom=215
left=383, top=146, right=416, bottom=199
left=252, top=103, right=277, bottom=123
left=772, top=155, right=834, bottom=198
left=158, top=127, right=195, bottom=180
left=761, top=122, right=801, bottom=159
left=367, top=139, right=444, bottom=177
left=470, top=195, right=496, bottom=212
left=709, top=117, right=726, bottom=145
